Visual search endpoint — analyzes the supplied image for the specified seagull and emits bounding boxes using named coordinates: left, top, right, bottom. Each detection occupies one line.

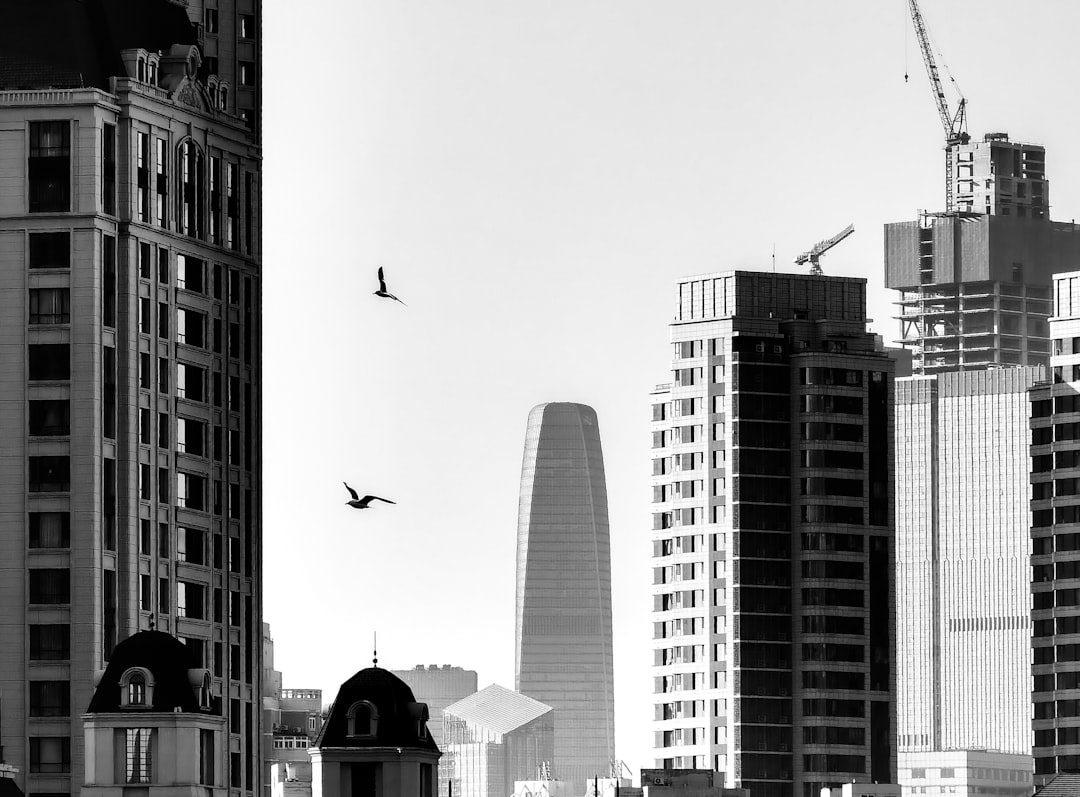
left=344, top=482, right=396, bottom=510
left=374, top=266, right=406, bottom=305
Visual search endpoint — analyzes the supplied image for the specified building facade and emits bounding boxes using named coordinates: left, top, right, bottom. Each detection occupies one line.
left=649, top=271, right=896, bottom=797
left=1030, top=271, right=1080, bottom=786
left=309, top=667, right=439, bottom=797
left=0, top=2, right=262, bottom=796
left=80, top=630, right=229, bottom=797
left=895, top=367, right=1040, bottom=759
left=514, top=403, right=615, bottom=791
left=442, top=684, right=554, bottom=797
left=898, top=750, right=1031, bottom=797
left=884, top=135, right=1080, bottom=376
left=390, top=665, right=478, bottom=752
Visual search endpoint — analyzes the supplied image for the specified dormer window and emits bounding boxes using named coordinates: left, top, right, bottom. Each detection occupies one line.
left=218, top=85, right=228, bottom=112
left=148, top=57, right=158, bottom=87
left=408, top=702, right=430, bottom=741
left=119, top=667, right=154, bottom=709
left=199, top=672, right=212, bottom=710
left=137, top=58, right=146, bottom=82
left=188, top=668, right=213, bottom=711
left=346, top=701, right=378, bottom=738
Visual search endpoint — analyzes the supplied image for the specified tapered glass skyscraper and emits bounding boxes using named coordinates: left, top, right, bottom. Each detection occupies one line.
left=515, top=402, right=615, bottom=792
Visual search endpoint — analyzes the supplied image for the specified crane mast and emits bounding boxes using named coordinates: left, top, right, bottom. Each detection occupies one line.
left=908, top=0, right=968, bottom=211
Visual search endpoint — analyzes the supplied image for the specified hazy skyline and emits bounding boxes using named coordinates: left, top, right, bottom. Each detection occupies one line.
left=261, top=0, right=1080, bottom=774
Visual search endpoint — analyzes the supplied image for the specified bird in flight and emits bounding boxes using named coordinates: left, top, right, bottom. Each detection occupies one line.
left=374, top=266, right=406, bottom=305
left=344, top=482, right=396, bottom=510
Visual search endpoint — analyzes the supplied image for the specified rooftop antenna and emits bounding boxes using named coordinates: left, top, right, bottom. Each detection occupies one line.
left=771, top=243, right=776, bottom=273
left=373, top=632, right=378, bottom=667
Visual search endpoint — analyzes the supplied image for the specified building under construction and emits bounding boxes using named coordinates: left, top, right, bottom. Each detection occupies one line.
left=885, top=134, right=1080, bottom=374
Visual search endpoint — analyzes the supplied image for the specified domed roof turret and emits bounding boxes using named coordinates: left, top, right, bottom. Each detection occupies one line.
left=316, top=667, right=438, bottom=752
left=86, top=630, right=215, bottom=714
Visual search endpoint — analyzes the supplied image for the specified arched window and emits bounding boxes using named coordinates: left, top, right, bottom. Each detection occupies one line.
left=119, top=667, right=155, bottom=708
left=346, top=701, right=378, bottom=738
left=129, top=673, right=146, bottom=705
left=177, top=140, right=205, bottom=239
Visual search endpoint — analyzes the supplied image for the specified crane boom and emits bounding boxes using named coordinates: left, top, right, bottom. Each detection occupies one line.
left=907, top=0, right=968, bottom=211
left=794, top=224, right=855, bottom=276
left=908, top=0, right=952, bottom=133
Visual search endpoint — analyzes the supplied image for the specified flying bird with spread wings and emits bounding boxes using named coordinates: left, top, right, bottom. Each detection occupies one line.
left=343, top=482, right=396, bottom=510
left=374, top=266, right=406, bottom=305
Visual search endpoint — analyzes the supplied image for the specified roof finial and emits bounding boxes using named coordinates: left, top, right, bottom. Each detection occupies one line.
left=373, top=631, right=378, bottom=667
left=149, top=616, right=155, bottom=631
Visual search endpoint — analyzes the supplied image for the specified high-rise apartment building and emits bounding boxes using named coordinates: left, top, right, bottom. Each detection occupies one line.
left=895, top=367, right=1040, bottom=760
left=885, top=135, right=1080, bottom=376
left=649, top=271, right=896, bottom=797
left=1031, top=271, right=1080, bottom=786
left=0, top=2, right=262, bottom=795
left=515, top=402, right=615, bottom=792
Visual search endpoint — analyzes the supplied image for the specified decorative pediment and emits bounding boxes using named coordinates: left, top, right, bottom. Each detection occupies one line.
left=159, top=43, right=213, bottom=111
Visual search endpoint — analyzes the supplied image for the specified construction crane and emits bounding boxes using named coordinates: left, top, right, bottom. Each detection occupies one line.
left=794, top=224, right=855, bottom=276
left=908, top=0, right=969, bottom=211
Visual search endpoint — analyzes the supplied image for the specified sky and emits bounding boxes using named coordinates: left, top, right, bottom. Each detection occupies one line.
left=260, top=0, right=1080, bottom=776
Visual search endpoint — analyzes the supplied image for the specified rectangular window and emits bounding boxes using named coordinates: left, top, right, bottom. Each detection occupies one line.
left=29, top=232, right=70, bottom=268
left=126, top=728, right=152, bottom=783
left=140, top=574, right=151, bottom=611
left=156, top=138, right=168, bottom=227
left=159, top=577, right=169, bottom=612
left=177, top=363, right=206, bottom=402
left=103, top=345, right=116, bottom=439
left=140, top=352, right=150, bottom=388
left=178, top=472, right=206, bottom=510
left=139, top=241, right=152, bottom=279
left=178, top=526, right=206, bottom=565
left=103, top=123, right=116, bottom=214
left=159, top=523, right=169, bottom=558
left=177, top=308, right=206, bottom=347
left=200, top=729, right=215, bottom=786
left=29, top=456, right=70, bottom=492
left=29, top=121, right=71, bottom=213
left=239, top=62, right=256, bottom=86
left=139, top=463, right=150, bottom=500
left=158, top=302, right=169, bottom=338
left=29, top=512, right=70, bottom=548
left=27, top=287, right=70, bottom=323
left=28, top=344, right=69, bottom=380
left=177, top=418, right=206, bottom=457
left=29, top=737, right=70, bottom=773
left=29, top=399, right=70, bottom=436
left=239, top=14, right=255, bottom=38
left=205, top=8, right=218, bottom=33
left=177, top=254, right=205, bottom=294
left=210, top=156, right=221, bottom=245
left=29, top=624, right=69, bottom=661
left=227, top=162, right=238, bottom=249
left=29, top=569, right=70, bottom=604
left=158, top=356, right=170, bottom=393
left=29, top=681, right=70, bottom=717
left=177, top=581, right=205, bottom=619
left=137, top=131, right=150, bottom=221
left=103, top=234, right=116, bottom=326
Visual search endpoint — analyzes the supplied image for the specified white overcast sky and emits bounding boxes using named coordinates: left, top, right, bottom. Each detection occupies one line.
left=261, top=0, right=1080, bottom=773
